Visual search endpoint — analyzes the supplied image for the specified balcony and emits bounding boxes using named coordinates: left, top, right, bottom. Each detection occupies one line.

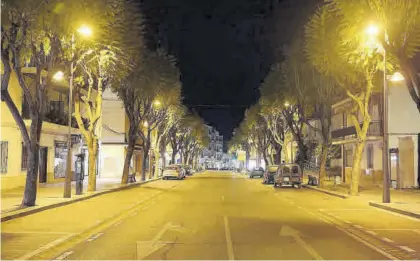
left=331, top=121, right=383, bottom=139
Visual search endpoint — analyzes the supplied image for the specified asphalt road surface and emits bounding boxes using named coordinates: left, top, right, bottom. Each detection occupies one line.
left=2, top=171, right=420, bottom=260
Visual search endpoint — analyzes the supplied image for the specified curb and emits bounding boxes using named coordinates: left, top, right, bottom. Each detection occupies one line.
left=302, top=184, right=349, bottom=199
left=369, top=202, right=420, bottom=219
left=1, top=177, right=161, bottom=222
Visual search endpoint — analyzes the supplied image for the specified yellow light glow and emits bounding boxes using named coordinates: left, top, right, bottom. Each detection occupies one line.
left=77, top=25, right=92, bottom=37
left=53, top=71, right=64, bottom=81
left=365, top=24, right=379, bottom=36
left=390, top=72, right=405, bottom=82
left=143, top=121, right=149, bottom=127
left=284, top=101, right=290, bottom=107
left=153, top=100, right=161, bottom=106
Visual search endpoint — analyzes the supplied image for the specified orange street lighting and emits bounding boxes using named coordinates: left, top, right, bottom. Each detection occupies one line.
left=153, top=100, right=162, bottom=106
left=53, top=71, right=65, bottom=81
left=390, top=72, right=404, bottom=82
left=77, top=25, right=92, bottom=37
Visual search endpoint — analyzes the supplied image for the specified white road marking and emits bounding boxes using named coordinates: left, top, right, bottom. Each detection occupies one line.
left=114, top=220, right=123, bottom=227
left=279, top=226, right=323, bottom=260
left=16, top=233, right=76, bottom=260
left=366, top=230, right=377, bottom=235
left=141, top=206, right=149, bottom=210
left=223, top=216, right=235, bottom=260
left=54, top=250, right=74, bottom=260
left=87, top=232, right=104, bottom=242
left=343, top=220, right=352, bottom=224
left=399, top=245, right=416, bottom=253
left=372, top=228, right=419, bottom=231
left=382, top=237, right=394, bottom=243
left=354, top=225, right=364, bottom=229
left=221, top=196, right=225, bottom=202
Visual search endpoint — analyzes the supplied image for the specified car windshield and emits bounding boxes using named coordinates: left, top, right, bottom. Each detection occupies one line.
left=165, top=166, right=178, bottom=170
left=283, top=165, right=300, bottom=174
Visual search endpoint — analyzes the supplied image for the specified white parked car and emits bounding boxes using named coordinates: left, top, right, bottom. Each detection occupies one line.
left=162, top=165, right=185, bottom=180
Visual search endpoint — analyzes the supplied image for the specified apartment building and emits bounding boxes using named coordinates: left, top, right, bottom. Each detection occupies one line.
left=330, top=82, right=420, bottom=188
left=1, top=70, right=93, bottom=190
left=201, top=125, right=223, bottom=169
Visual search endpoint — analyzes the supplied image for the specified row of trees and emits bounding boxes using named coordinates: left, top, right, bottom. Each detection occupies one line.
left=230, top=0, right=420, bottom=195
left=1, top=0, right=209, bottom=206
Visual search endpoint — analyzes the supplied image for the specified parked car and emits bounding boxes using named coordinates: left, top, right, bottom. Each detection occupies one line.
left=249, top=167, right=264, bottom=178
left=263, top=165, right=279, bottom=184
left=273, top=163, right=303, bottom=188
left=162, top=165, right=185, bottom=180
left=182, top=165, right=193, bottom=176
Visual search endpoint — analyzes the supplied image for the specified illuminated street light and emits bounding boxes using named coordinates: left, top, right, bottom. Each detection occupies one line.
left=365, top=24, right=379, bottom=36
left=143, top=121, right=149, bottom=127
left=390, top=72, right=405, bottom=82
left=77, top=25, right=92, bottom=37
left=53, top=71, right=65, bottom=81
left=284, top=101, right=290, bottom=107
left=153, top=100, right=162, bottom=107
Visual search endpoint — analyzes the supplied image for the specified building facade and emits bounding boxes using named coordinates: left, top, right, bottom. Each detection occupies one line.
left=201, top=125, right=223, bottom=169
left=1, top=70, right=93, bottom=190
left=327, top=81, right=420, bottom=188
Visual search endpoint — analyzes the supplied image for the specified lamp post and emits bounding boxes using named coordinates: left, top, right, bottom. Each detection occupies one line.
left=63, top=25, right=92, bottom=198
left=365, top=25, right=404, bottom=203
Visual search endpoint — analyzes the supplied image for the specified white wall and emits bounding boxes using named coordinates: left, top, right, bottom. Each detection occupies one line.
left=388, top=82, right=420, bottom=186
left=101, top=89, right=126, bottom=143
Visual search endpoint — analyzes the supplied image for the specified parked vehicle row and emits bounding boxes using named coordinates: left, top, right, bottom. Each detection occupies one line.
left=249, top=163, right=303, bottom=189
left=162, top=164, right=194, bottom=180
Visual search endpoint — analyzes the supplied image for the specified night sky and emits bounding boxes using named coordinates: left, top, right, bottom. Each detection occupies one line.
left=140, top=0, right=320, bottom=140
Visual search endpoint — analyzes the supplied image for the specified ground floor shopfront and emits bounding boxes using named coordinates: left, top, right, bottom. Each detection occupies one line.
left=331, top=134, right=419, bottom=189
left=0, top=122, right=85, bottom=191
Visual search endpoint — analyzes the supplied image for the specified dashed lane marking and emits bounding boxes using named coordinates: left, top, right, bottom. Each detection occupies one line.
left=366, top=230, right=377, bottom=236
left=87, top=232, right=104, bottom=242
left=382, top=237, right=394, bottom=243
left=223, top=216, right=235, bottom=260
left=399, top=246, right=416, bottom=253
left=54, top=250, right=74, bottom=260
left=354, top=225, right=364, bottom=229
left=113, top=220, right=123, bottom=227
left=374, top=207, right=420, bottom=222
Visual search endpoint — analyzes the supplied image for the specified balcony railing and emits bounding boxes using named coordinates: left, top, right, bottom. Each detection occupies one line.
left=331, top=121, right=383, bottom=139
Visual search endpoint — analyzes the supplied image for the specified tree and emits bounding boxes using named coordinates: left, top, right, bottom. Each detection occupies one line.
left=306, top=2, right=383, bottom=195
left=330, top=0, right=420, bottom=112
left=1, top=0, right=64, bottom=206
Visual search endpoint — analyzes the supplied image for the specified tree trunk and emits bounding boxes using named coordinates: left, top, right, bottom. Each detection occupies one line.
left=22, top=113, right=43, bottom=206
left=171, top=150, right=176, bottom=165
left=154, top=148, right=160, bottom=178
left=160, top=149, right=166, bottom=175
left=141, top=148, right=148, bottom=181
left=274, top=145, right=282, bottom=164
left=121, top=138, right=135, bottom=184
left=148, top=149, right=154, bottom=179
left=245, top=150, right=250, bottom=170
left=350, top=140, right=365, bottom=196
left=318, top=142, right=328, bottom=188
left=22, top=139, right=40, bottom=206
left=87, top=139, right=98, bottom=192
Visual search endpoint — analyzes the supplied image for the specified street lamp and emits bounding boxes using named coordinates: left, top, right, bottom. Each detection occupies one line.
left=64, top=25, right=92, bottom=198
left=143, top=121, right=149, bottom=128
left=284, top=101, right=290, bottom=107
left=365, top=24, right=392, bottom=203
left=53, top=71, right=65, bottom=81
left=153, top=100, right=161, bottom=107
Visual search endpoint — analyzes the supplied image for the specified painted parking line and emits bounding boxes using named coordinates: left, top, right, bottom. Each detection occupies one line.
left=16, top=233, right=76, bottom=260
left=223, top=216, right=234, bottom=260
left=354, top=225, right=364, bottom=229
left=366, top=230, right=377, bottom=236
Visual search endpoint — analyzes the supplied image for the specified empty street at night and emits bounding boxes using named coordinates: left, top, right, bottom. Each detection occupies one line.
left=2, top=171, right=420, bottom=260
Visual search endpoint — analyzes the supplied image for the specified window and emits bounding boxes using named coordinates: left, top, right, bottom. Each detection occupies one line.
left=367, top=144, right=374, bottom=169
left=21, top=143, right=28, bottom=170
left=1, top=141, right=8, bottom=173
left=345, top=147, right=353, bottom=167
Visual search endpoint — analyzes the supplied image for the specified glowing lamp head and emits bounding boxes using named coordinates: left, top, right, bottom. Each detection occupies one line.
left=143, top=121, right=149, bottom=127
left=365, top=24, right=379, bottom=36
left=390, top=72, right=404, bottom=82
left=53, top=71, right=64, bottom=81
left=284, top=101, right=290, bottom=107
left=77, top=25, right=92, bottom=37
left=153, top=100, right=161, bottom=106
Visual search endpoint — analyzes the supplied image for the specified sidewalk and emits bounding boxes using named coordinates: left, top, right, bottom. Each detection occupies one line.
left=306, top=180, right=420, bottom=219
left=1, top=176, right=160, bottom=221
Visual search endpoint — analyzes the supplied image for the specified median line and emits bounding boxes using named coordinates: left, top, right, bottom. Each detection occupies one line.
left=223, top=216, right=235, bottom=260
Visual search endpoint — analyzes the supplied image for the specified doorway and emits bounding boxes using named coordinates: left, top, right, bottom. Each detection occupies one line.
left=39, top=147, right=48, bottom=183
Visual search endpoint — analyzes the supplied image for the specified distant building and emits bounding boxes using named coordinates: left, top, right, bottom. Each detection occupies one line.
left=200, top=125, right=223, bottom=169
